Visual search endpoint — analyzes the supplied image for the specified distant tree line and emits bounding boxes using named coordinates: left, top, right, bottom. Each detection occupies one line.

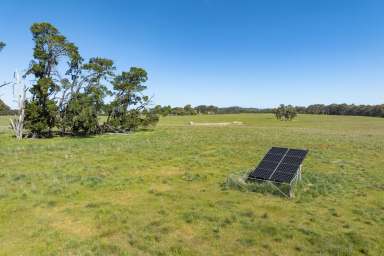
left=295, top=104, right=384, bottom=117
left=151, top=104, right=274, bottom=116
left=151, top=103, right=384, bottom=118
left=217, top=106, right=274, bottom=114
left=0, top=23, right=158, bottom=138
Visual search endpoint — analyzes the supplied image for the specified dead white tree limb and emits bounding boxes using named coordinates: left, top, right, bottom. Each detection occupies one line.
left=9, top=71, right=27, bottom=140
left=0, top=82, right=11, bottom=88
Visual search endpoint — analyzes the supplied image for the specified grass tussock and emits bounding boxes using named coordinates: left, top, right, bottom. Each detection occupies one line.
left=223, top=170, right=292, bottom=197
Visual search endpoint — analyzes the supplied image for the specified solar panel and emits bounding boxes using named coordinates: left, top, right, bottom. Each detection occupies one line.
left=262, top=154, right=284, bottom=162
left=267, top=147, right=288, bottom=155
left=249, top=168, right=273, bottom=180
left=282, top=156, right=303, bottom=166
left=258, top=160, right=279, bottom=170
left=276, top=163, right=299, bottom=174
left=248, top=147, right=308, bottom=184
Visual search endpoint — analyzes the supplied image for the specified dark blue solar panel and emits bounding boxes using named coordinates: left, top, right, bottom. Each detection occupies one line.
left=282, top=156, right=303, bottom=166
left=267, top=147, right=289, bottom=155
left=258, top=160, right=279, bottom=170
left=276, top=163, right=299, bottom=174
left=262, top=154, right=284, bottom=163
left=249, top=168, right=273, bottom=180
left=248, top=147, right=308, bottom=184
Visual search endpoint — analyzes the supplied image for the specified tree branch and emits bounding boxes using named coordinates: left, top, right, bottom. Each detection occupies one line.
left=0, top=82, right=12, bottom=88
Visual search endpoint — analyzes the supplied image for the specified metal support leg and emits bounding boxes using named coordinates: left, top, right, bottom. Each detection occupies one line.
left=298, top=165, right=302, bottom=181
left=289, top=185, right=294, bottom=198
left=270, top=181, right=290, bottom=198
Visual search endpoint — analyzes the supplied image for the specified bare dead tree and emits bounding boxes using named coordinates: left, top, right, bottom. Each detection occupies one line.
left=9, top=71, right=27, bottom=140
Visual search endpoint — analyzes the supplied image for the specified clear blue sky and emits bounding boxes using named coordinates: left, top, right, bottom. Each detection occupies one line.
left=0, top=0, right=383, bottom=108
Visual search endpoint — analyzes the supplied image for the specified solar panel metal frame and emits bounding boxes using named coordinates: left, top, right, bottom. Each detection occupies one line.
left=247, top=147, right=309, bottom=197
left=270, top=171, right=297, bottom=183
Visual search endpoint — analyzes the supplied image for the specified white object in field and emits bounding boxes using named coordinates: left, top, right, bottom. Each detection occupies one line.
left=189, top=121, right=243, bottom=126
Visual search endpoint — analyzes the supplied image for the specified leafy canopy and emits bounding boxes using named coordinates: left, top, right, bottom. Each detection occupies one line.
left=22, top=22, right=158, bottom=137
left=106, top=67, right=158, bottom=131
left=25, top=23, right=82, bottom=136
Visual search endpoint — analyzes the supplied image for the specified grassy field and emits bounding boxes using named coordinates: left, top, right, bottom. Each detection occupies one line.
left=0, top=114, right=383, bottom=255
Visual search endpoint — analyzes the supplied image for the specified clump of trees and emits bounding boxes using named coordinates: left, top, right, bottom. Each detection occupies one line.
left=153, top=104, right=197, bottom=116
left=8, top=22, right=158, bottom=138
left=152, top=105, right=172, bottom=116
left=195, top=105, right=219, bottom=114
left=274, top=104, right=297, bottom=121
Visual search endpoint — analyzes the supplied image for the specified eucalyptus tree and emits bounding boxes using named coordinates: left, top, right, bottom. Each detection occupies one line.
left=0, top=41, right=5, bottom=51
left=106, top=67, right=158, bottom=131
left=183, top=104, right=197, bottom=115
left=274, top=104, right=297, bottom=121
left=24, top=22, right=81, bottom=137
left=61, top=57, right=115, bottom=134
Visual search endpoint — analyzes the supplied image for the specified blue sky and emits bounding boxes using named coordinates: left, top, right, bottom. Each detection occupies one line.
left=0, top=0, right=383, bottom=108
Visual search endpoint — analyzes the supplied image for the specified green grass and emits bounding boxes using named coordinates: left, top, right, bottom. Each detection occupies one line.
left=0, top=114, right=383, bottom=255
